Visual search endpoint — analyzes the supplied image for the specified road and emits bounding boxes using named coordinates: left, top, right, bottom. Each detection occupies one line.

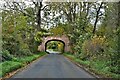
left=46, top=49, right=61, bottom=54
left=12, top=54, right=95, bottom=78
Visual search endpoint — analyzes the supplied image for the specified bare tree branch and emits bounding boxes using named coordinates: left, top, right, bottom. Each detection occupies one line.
left=93, top=2, right=104, bottom=34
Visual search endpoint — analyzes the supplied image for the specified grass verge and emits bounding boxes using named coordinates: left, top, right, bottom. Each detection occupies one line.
left=63, top=53, right=120, bottom=78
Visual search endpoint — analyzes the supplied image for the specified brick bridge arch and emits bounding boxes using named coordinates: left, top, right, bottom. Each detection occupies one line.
left=38, top=35, right=71, bottom=52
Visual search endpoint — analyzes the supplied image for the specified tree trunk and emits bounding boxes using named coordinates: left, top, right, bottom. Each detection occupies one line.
left=37, top=2, right=42, bottom=31
left=93, top=2, right=103, bottom=34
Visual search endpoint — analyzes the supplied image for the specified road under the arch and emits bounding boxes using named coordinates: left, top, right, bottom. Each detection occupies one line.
left=46, top=49, right=61, bottom=54
left=12, top=54, right=95, bottom=78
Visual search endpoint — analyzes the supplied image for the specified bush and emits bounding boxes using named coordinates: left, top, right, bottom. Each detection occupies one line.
left=73, top=33, right=91, bottom=58
left=110, top=66, right=119, bottom=74
left=1, top=50, right=13, bottom=62
left=80, top=35, right=106, bottom=60
left=17, top=49, right=32, bottom=56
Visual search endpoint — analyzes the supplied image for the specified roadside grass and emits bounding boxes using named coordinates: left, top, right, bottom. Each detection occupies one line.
left=63, top=53, right=119, bottom=78
left=0, top=52, right=46, bottom=77
left=14, top=52, right=46, bottom=63
left=0, top=61, right=23, bottom=77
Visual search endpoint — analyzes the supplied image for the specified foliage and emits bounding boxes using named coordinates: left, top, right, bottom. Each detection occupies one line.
left=1, top=50, right=14, bottom=62
left=73, top=33, right=91, bottom=57
left=34, top=32, right=45, bottom=44
left=46, top=41, right=64, bottom=52
left=2, top=9, right=48, bottom=59
left=17, top=49, right=32, bottom=57
left=2, top=11, right=32, bottom=57
left=80, top=35, right=106, bottom=60
left=57, top=42, right=64, bottom=52
left=49, top=26, right=65, bottom=36
left=62, top=2, right=119, bottom=76
left=47, top=41, right=58, bottom=50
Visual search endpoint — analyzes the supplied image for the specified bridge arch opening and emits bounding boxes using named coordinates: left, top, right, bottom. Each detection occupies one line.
left=45, top=39, right=65, bottom=54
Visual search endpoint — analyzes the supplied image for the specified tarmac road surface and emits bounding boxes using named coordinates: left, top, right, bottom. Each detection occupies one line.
left=12, top=54, right=95, bottom=78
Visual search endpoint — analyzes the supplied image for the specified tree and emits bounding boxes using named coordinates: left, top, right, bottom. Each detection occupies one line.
left=4, top=1, right=49, bottom=30
left=93, top=2, right=104, bottom=34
